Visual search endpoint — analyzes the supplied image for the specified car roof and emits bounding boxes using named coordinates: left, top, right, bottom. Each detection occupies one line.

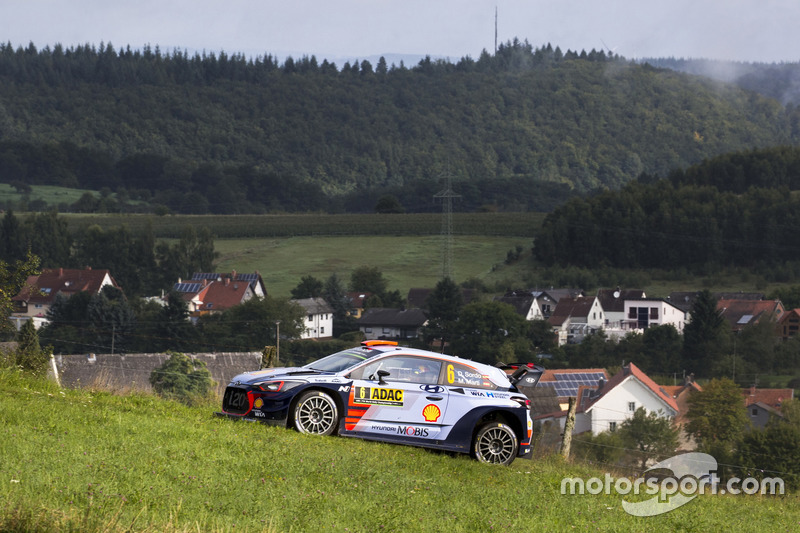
left=359, top=341, right=511, bottom=386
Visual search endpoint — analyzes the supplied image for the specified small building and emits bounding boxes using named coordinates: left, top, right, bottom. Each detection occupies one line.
left=596, top=288, right=646, bottom=328
left=622, top=298, right=686, bottom=332
left=191, top=271, right=267, bottom=297
left=494, top=289, right=558, bottom=321
left=778, top=308, right=800, bottom=340
left=11, top=267, right=120, bottom=329
left=357, top=307, right=428, bottom=341
left=292, top=297, right=334, bottom=340
left=547, top=296, right=605, bottom=345
left=742, top=387, right=793, bottom=429
left=717, top=299, right=785, bottom=332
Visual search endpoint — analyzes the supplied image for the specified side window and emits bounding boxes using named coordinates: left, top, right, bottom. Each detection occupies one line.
left=352, top=356, right=442, bottom=385
left=441, top=362, right=497, bottom=390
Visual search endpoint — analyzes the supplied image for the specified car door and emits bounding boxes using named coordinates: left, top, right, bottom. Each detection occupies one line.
left=345, top=355, right=449, bottom=442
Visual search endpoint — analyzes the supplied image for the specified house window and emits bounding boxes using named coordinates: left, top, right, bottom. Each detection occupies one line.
left=365, top=327, right=373, bottom=333
left=308, top=315, right=313, bottom=321
left=751, top=408, right=758, bottom=416
left=628, top=308, right=637, bottom=319
left=34, top=304, right=43, bottom=309
left=609, top=421, right=617, bottom=432
left=628, top=402, right=636, bottom=412
left=650, top=308, right=659, bottom=319
left=320, top=327, right=325, bottom=334
left=382, top=327, right=391, bottom=334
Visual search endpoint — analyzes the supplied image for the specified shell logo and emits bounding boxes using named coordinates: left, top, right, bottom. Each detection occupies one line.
left=254, top=398, right=264, bottom=409
left=422, top=404, right=441, bottom=422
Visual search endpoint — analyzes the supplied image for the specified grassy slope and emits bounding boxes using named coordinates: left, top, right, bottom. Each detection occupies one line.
left=213, top=236, right=531, bottom=297
left=1, top=369, right=798, bottom=532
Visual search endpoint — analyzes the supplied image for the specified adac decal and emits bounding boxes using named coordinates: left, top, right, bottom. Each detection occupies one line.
left=353, top=386, right=404, bottom=406
left=422, top=404, right=441, bottom=422
left=420, top=384, right=444, bottom=393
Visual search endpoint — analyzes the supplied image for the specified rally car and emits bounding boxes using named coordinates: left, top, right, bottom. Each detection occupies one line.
left=216, top=340, right=544, bottom=465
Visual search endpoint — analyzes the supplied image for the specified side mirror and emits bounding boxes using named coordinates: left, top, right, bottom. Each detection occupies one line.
left=377, top=369, right=390, bottom=385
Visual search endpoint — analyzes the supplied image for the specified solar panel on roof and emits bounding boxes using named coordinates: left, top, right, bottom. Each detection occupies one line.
left=173, top=282, right=202, bottom=293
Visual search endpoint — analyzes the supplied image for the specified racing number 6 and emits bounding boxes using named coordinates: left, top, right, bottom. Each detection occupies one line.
left=447, top=364, right=455, bottom=384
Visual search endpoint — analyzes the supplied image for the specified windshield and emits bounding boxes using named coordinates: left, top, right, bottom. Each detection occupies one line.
left=303, top=349, right=378, bottom=373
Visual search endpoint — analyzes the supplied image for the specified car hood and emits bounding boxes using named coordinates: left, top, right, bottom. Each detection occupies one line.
left=229, top=367, right=334, bottom=386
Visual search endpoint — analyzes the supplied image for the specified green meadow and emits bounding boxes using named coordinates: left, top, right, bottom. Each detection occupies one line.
left=213, top=235, right=532, bottom=297
left=1, top=369, right=798, bottom=532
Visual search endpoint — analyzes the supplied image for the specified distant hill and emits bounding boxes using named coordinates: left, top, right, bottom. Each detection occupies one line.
left=0, top=40, right=797, bottom=214
left=645, top=57, right=800, bottom=106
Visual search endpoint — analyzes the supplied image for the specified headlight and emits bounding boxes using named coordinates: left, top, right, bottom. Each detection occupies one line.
left=253, top=380, right=303, bottom=392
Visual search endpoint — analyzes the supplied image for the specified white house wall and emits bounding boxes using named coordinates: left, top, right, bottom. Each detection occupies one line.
left=585, top=377, right=676, bottom=435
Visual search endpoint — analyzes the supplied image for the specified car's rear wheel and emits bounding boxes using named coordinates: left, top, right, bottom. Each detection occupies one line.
left=293, top=391, right=339, bottom=436
left=472, top=422, right=518, bottom=465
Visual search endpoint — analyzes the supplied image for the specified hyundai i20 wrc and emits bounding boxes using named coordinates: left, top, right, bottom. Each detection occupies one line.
left=216, top=340, right=544, bottom=465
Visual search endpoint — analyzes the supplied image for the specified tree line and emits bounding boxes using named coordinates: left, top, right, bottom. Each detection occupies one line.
left=0, top=210, right=215, bottom=297
left=534, top=146, right=800, bottom=276
left=0, top=40, right=796, bottom=213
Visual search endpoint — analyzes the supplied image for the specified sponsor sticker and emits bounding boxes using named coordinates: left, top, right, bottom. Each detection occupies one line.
left=422, top=404, right=441, bottom=422
left=253, top=398, right=264, bottom=409
left=353, top=386, right=404, bottom=406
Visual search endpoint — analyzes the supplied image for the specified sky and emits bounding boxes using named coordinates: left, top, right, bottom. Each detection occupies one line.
left=2, top=0, right=799, bottom=65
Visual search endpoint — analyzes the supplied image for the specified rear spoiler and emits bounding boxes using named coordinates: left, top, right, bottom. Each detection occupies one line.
left=498, top=362, right=545, bottom=388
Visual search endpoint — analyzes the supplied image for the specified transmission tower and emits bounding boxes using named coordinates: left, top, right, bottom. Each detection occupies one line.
left=434, top=169, right=460, bottom=280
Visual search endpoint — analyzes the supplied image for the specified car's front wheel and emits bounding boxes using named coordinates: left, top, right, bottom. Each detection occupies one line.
left=293, top=391, right=339, bottom=436
left=472, top=422, right=518, bottom=465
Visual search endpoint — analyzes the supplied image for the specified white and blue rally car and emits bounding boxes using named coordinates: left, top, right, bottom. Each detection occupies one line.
left=217, top=340, right=544, bottom=465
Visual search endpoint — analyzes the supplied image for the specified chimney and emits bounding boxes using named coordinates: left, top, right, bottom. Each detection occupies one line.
left=231, top=269, right=237, bottom=280
left=59, top=268, right=64, bottom=277
left=750, top=385, right=756, bottom=396
left=225, top=277, right=230, bottom=286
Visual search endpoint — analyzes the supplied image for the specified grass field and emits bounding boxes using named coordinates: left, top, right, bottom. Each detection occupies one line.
left=2, top=369, right=798, bottom=532
left=213, top=235, right=533, bottom=297
left=0, top=183, right=98, bottom=206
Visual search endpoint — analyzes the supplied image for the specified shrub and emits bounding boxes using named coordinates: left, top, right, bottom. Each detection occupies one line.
left=149, top=351, right=216, bottom=405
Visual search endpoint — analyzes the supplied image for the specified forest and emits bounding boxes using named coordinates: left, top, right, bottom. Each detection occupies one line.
left=533, top=145, right=800, bottom=277
left=0, top=40, right=797, bottom=214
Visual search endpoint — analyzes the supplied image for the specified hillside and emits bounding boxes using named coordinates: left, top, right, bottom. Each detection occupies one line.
left=2, top=368, right=798, bottom=532
left=0, top=40, right=796, bottom=214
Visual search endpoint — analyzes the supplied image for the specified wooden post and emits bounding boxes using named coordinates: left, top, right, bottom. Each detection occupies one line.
left=560, top=397, right=577, bottom=460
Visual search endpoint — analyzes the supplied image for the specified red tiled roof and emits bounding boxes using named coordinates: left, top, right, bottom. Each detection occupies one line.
left=200, top=279, right=251, bottom=311
left=742, top=388, right=793, bottom=408
left=717, top=299, right=784, bottom=329
left=581, top=362, right=679, bottom=414
left=13, top=268, right=117, bottom=304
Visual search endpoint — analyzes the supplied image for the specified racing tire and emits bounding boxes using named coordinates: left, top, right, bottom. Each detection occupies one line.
left=472, top=422, right=519, bottom=466
left=293, top=391, right=339, bottom=436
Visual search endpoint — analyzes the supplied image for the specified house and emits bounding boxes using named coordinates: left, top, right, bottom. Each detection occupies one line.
left=535, top=363, right=678, bottom=436
left=11, top=267, right=120, bottom=329
left=173, top=276, right=255, bottom=319
left=535, top=368, right=609, bottom=411
left=406, top=287, right=477, bottom=311
left=596, top=288, right=646, bottom=328
left=547, top=296, right=605, bottom=345
left=191, top=271, right=267, bottom=297
left=778, top=308, right=800, bottom=340
left=661, top=378, right=703, bottom=450
left=667, top=291, right=766, bottom=317
left=717, top=299, right=784, bottom=332
left=742, top=387, right=794, bottom=428
left=622, top=298, right=686, bottom=332
left=345, top=292, right=372, bottom=319
left=357, top=307, right=428, bottom=341
left=494, top=289, right=558, bottom=321
left=292, top=297, right=334, bottom=340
